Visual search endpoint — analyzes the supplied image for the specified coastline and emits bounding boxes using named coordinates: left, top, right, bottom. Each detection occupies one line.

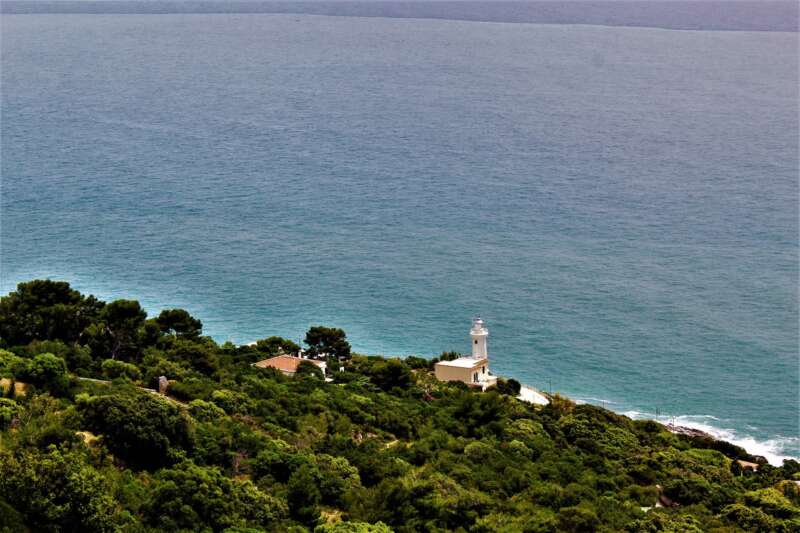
left=576, top=400, right=800, bottom=466
left=511, top=379, right=797, bottom=466
left=643, top=414, right=800, bottom=467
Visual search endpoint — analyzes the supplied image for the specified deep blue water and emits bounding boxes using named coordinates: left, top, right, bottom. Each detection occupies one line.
left=1, top=7, right=798, bottom=461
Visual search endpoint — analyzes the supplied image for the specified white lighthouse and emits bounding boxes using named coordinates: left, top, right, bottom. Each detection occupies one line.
left=433, top=318, right=497, bottom=390
left=470, top=317, right=488, bottom=359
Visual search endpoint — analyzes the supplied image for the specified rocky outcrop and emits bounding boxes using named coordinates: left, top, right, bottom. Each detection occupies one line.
left=666, top=424, right=714, bottom=439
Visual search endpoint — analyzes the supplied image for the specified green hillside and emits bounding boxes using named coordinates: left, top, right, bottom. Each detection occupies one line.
left=0, top=280, right=798, bottom=532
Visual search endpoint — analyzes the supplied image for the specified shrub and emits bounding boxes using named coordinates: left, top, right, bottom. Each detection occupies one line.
left=0, top=447, right=120, bottom=532
left=295, top=360, right=325, bottom=380
left=744, top=488, right=799, bottom=519
left=496, top=378, right=521, bottom=396
left=0, top=349, right=24, bottom=378
left=626, top=511, right=704, bottom=533
left=14, top=340, right=93, bottom=374
left=163, top=337, right=219, bottom=375
left=287, top=463, right=322, bottom=526
left=0, top=398, right=19, bottom=428
left=404, top=356, right=431, bottom=370
left=18, top=353, right=70, bottom=395
left=720, top=503, right=775, bottom=531
left=663, top=477, right=713, bottom=506
left=369, top=359, right=413, bottom=391
left=211, top=389, right=254, bottom=415
left=140, top=349, right=191, bottom=383
left=101, top=359, right=141, bottom=381
left=142, top=461, right=287, bottom=531
left=79, top=390, right=194, bottom=469
left=315, top=453, right=362, bottom=506
left=188, top=399, right=226, bottom=422
left=168, top=377, right=217, bottom=402
left=557, top=505, right=599, bottom=533
left=251, top=441, right=301, bottom=483
left=0, top=499, right=27, bottom=532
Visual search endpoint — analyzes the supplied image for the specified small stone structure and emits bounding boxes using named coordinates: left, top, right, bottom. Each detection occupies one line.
left=157, top=376, right=169, bottom=395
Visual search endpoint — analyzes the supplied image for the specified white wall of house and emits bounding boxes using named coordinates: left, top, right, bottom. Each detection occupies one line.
left=434, top=361, right=488, bottom=385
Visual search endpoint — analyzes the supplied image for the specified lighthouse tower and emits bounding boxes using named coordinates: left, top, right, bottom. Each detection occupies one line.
left=470, top=317, right=488, bottom=359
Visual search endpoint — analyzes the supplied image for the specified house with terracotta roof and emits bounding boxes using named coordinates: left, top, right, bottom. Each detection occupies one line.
left=253, top=354, right=327, bottom=377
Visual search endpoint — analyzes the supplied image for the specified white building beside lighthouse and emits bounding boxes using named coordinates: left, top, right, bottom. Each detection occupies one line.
left=434, top=318, right=498, bottom=390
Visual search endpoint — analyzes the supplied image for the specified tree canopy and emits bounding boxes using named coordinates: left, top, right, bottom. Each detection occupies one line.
left=156, top=309, right=203, bottom=338
left=0, top=280, right=103, bottom=346
left=305, top=326, right=351, bottom=360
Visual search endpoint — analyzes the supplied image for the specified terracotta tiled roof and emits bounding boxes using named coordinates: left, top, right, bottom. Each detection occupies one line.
left=253, top=355, right=324, bottom=373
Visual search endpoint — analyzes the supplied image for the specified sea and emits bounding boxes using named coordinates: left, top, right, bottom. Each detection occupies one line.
left=1, top=1, right=798, bottom=464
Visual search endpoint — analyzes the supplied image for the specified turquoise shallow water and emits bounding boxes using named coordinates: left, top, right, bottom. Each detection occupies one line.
left=1, top=12, right=798, bottom=461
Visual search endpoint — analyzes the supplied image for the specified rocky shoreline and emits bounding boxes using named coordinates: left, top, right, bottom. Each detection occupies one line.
left=666, top=423, right=716, bottom=439
left=666, top=423, right=769, bottom=465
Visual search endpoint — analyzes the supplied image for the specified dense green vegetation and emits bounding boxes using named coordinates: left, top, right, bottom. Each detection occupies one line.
left=0, top=280, right=798, bottom=532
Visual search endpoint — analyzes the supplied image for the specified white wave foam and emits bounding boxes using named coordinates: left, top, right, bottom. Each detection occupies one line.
left=622, top=411, right=799, bottom=466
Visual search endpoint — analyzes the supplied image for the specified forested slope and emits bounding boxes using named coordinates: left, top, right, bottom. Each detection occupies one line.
left=0, top=280, right=798, bottom=532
